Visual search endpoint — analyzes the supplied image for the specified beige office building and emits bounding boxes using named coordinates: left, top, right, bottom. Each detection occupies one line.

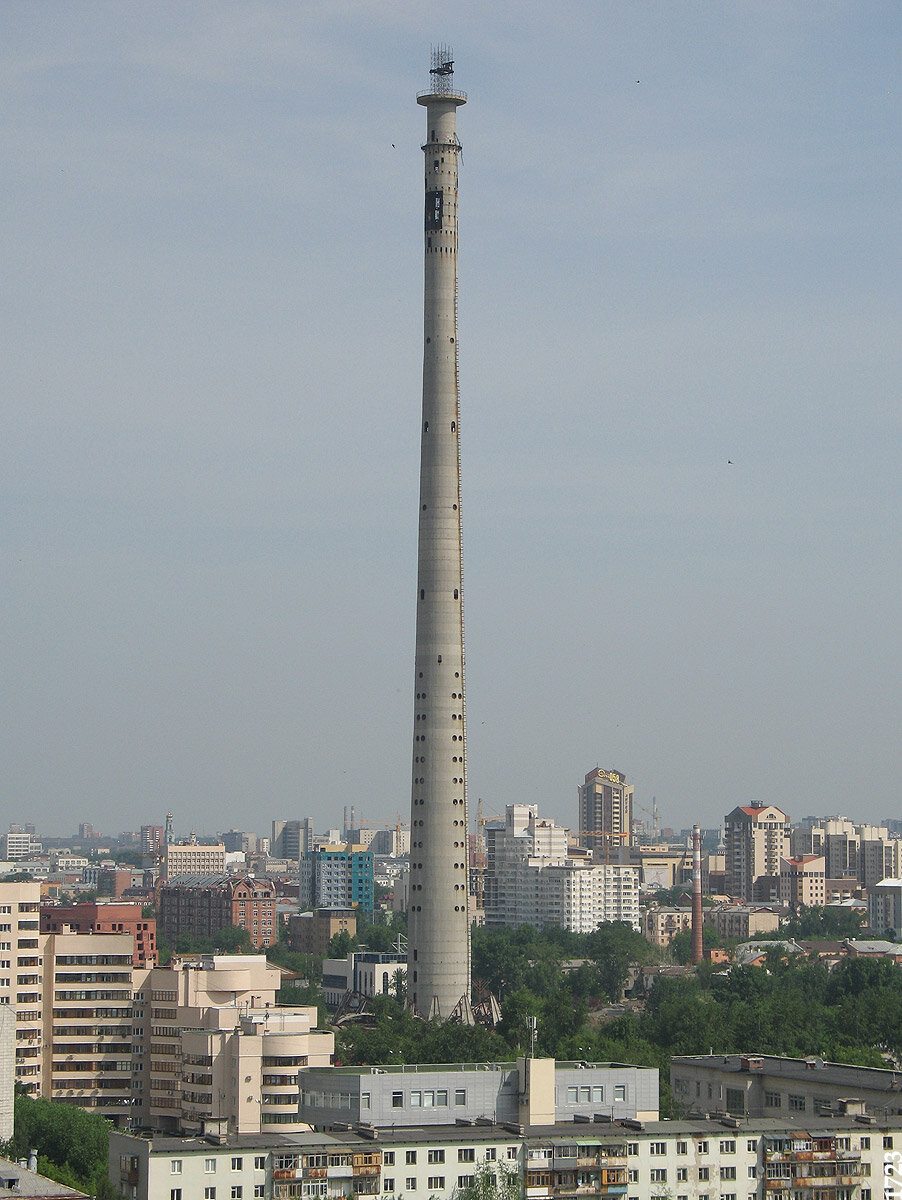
left=161, top=842, right=226, bottom=881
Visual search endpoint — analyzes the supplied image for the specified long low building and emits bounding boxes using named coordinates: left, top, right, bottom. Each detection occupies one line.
left=110, top=1113, right=900, bottom=1200
left=672, top=1052, right=902, bottom=1122
left=297, top=1059, right=659, bottom=1129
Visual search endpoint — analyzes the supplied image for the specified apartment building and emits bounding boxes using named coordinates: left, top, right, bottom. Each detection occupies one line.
left=43, top=931, right=134, bottom=1120
left=41, top=900, right=157, bottom=966
left=131, top=954, right=333, bottom=1135
left=157, top=875, right=277, bottom=950
left=110, top=1113, right=898, bottom=1200
left=0, top=881, right=44, bottom=1094
left=724, top=804, right=790, bottom=901
left=778, top=855, right=826, bottom=909
left=484, top=806, right=640, bottom=932
left=300, top=844, right=374, bottom=916
left=704, top=904, right=782, bottom=940
left=644, top=907, right=693, bottom=947
left=869, top=878, right=902, bottom=940
left=791, top=818, right=901, bottom=890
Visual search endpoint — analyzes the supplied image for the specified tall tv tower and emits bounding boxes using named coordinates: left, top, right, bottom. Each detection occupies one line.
left=406, top=48, right=471, bottom=1021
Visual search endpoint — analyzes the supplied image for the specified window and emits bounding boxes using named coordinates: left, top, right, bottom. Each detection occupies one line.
left=362, top=1092, right=370, bottom=1110
left=254, top=1189, right=264, bottom=1198
left=205, top=1161, right=217, bottom=1174
left=628, top=1171, right=638, bottom=1183
left=427, top=1151, right=444, bottom=1164
left=458, top=1177, right=474, bottom=1189
left=650, top=1169, right=667, bottom=1183
left=384, top=1180, right=395, bottom=1193
left=592, top=1086, right=604, bottom=1102
left=788, top=1094, right=805, bottom=1112
left=650, top=1143, right=666, bottom=1155
left=455, top=1089, right=466, bottom=1106
left=411, top=1091, right=422, bottom=1107
left=485, top=1149, right=496, bottom=1162
left=627, top=1144, right=639, bottom=1156
left=384, top=1153, right=395, bottom=1167
left=231, top=1160, right=243, bottom=1172
left=746, top=1140, right=758, bottom=1153
left=614, top=1084, right=626, bottom=1101
left=506, top=1148, right=517, bottom=1161
left=885, top=1137, right=894, bottom=1150
left=171, top=1163, right=183, bottom=1175
left=406, top=1179, right=416, bottom=1191
left=392, top=1092, right=403, bottom=1108
left=699, top=1167, right=710, bottom=1181
left=720, top=1166, right=736, bottom=1180
left=458, top=1150, right=475, bottom=1163
left=231, top=1189, right=243, bottom=1200
left=171, top=1192, right=181, bottom=1200
left=427, top=1178, right=445, bottom=1190
left=205, top=1190, right=216, bottom=1199
left=254, top=1158, right=265, bottom=1171
left=764, top=1090, right=781, bottom=1108
left=720, top=1140, right=736, bottom=1154
left=697, top=1142, right=709, bottom=1154
left=747, top=1166, right=757, bottom=1178
left=677, top=1168, right=688, bottom=1181
left=407, top=1152, right=417, bottom=1165
left=677, top=1142, right=688, bottom=1155
left=437, top=1090, right=448, bottom=1106
left=567, top=1087, right=578, bottom=1103
left=861, top=1137, right=870, bottom=1150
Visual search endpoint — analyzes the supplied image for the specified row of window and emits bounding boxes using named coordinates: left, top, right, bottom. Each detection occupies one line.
left=172, top=1157, right=266, bottom=1174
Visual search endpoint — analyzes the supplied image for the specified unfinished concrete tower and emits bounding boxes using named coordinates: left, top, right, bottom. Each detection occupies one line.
left=407, top=48, right=471, bottom=1020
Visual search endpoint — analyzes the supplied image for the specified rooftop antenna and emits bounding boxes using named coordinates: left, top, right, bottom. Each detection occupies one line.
left=527, top=1015, right=538, bottom=1058
left=429, top=44, right=455, bottom=91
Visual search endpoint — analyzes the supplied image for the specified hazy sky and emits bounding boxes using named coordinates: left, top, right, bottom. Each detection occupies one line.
left=2, top=3, right=899, bottom=841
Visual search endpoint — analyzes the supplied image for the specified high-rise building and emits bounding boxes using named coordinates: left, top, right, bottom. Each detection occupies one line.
left=0, top=881, right=43, bottom=1094
left=300, top=844, right=374, bottom=917
left=140, top=825, right=164, bottom=856
left=723, top=803, right=790, bottom=901
left=271, top=818, right=312, bottom=861
left=578, top=768, right=633, bottom=856
left=406, top=49, right=471, bottom=1020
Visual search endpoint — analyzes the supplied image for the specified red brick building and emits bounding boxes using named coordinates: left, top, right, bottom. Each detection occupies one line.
left=40, top=899, right=157, bottom=965
left=157, top=874, right=277, bottom=950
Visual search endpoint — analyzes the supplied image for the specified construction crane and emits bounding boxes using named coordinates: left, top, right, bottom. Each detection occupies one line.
left=634, top=796, right=660, bottom=842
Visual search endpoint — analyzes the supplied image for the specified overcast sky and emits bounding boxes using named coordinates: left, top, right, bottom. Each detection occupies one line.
left=1, top=2, right=899, bottom=842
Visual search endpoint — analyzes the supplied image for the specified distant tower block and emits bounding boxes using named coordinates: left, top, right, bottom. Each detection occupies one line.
left=407, top=47, right=471, bottom=1020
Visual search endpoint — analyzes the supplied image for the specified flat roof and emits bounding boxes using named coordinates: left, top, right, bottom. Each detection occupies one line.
left=672, top=1054, right=902, bottom=1092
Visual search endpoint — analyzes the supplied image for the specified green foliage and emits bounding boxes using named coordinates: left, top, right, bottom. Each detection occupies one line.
left=668, top=925, right=721, bottom=965
left=212, top=924, right=253, bottom=953
left=455, top=1160, right=522, bottom=1200
left=783, top=905, right=866, bottom=940
left=326, top=929, right=359, bottom=958
left=8, top=1094, right=110, bottom=1193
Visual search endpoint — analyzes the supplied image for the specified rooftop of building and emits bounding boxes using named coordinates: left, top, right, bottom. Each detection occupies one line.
left=671, top=1053, right=902, bottom=1092
left=300, top=1060, right=650, bottom=1077
left=0, top=1157, right=88, bottom=1199
left=112, top=1111, right=901, bottom=1153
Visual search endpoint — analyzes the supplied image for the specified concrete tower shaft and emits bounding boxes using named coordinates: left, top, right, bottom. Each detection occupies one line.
left=407, top=59, right=471, bottom=1020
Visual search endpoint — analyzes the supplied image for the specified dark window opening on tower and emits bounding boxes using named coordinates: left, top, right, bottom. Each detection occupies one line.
left=423, top=421, right=428, bottom=432
left=451, top=422, right=456, bottom=431
left=437, top=655, right=442, bottom=663
left=453, top=589, right=459, bottom=599
left=420, top=589, right=425, bottom=599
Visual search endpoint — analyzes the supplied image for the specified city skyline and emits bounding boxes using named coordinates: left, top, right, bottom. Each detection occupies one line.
left=2, top=5, right=899, bottom=834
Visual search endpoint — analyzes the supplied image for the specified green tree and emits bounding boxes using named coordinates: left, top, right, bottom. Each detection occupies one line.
left=455, top=1160, right=521, bottom=1200
left=213, top=924, right=254, bottom=953
left=8, top=1095, right=110, bottom=1192
left=327, top=929, right=359, bottom=958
